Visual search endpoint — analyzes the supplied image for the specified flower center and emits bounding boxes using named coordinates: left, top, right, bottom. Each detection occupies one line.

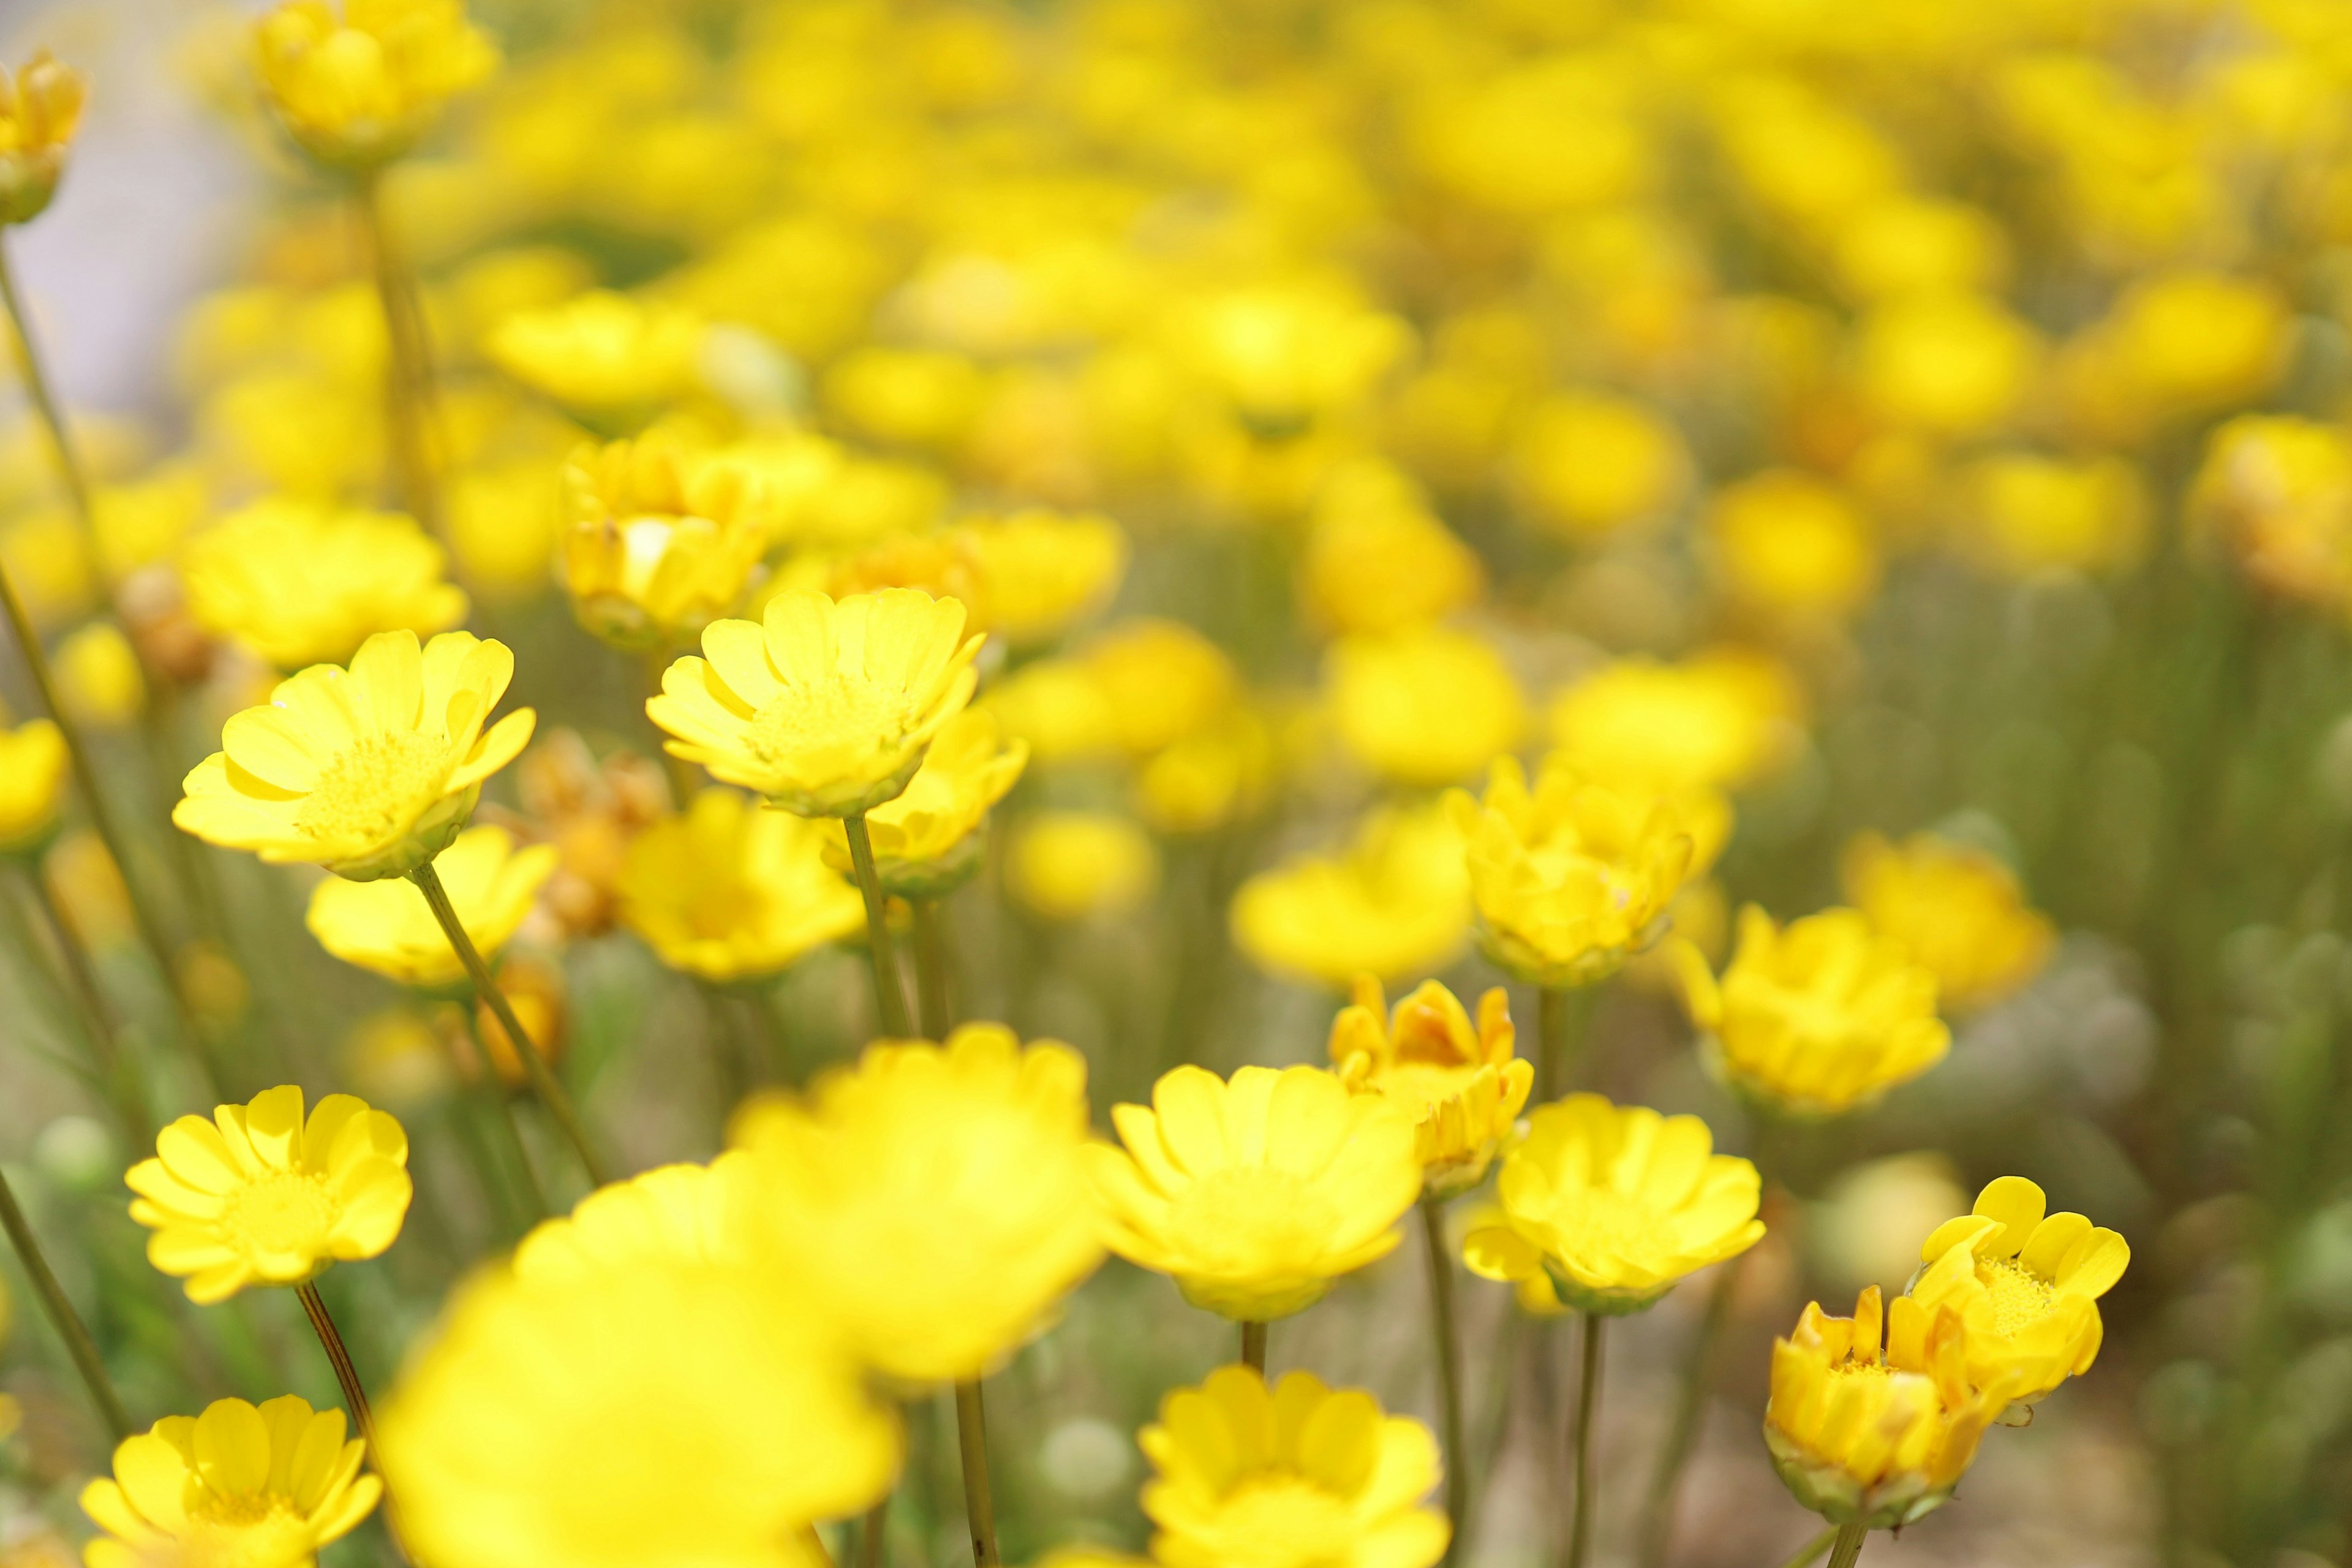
left=1212, top=1476, right=1361, bottom=1559
left=183, top=1496, right=314, bottom=1568
left=1172, top=1169, right=1341, bottom=1275
left=749, top=679, right=907, bottom=770
left=222, top=1171, right=334, bottom=1261
left=1980, top=1257, right=2056, bottom=1338
left=1547, top=1185, right=1664, bottom=1267
left=293, top=729, right=447, bottom=846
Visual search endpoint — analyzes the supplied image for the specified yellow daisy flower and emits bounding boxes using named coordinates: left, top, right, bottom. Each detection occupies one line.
left=1463, top=1094, right=1762, bottom=1315
left=1840, top=832, right=2056, bottom=1012
left=0, top=717, right=67, bottom=854
left=818, top=707, right=1028, bottom=895
left=80, top=1396, right=380, bottom=1568
left=1231, top=802, right=1471, bottom=988
left=486, top=290, right=706, bottom=426
left=1087, top=1065, right=1421, bottom=1322
left=1008, top=810, right=1161, bottom=921
left=305, top=824, right=557, bottom=989
left=1329, top=976, right=1531, bottom=1199
left=1545, top=649, right=1802, bottom=796
left=1326, top=626, right=1525, bottom=788
left=648, top=587, right=984, bottom=817
left=1140, top=1366, right=1449, bottom=1568
left=511, top=1161, right=741, bottom=1284
left=254, top=0, right=499, bottom=168
left=560, top=437, right=773, bottom=653
left=173, top=629, right=535, bottom=882
left=952, top=509, right=1129, bottom=648
left=614, top=788, right=865, bottom=983
left=180, top=499, right=469, bottom=671
left=126, top=1085, right=412, bottom=1303
left=0, top=51, right=85, bottom=226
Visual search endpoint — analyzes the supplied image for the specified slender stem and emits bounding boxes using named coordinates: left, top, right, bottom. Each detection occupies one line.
left=856, top=1496, right=888, bottom=1568
left=910, top=897, right=951, bottom=1041
left=1635, top=1256, right=1744, bottom=1568
left=0, top=1159, right=130, bottom=1439
left=843, top=813, right=913, bottom=1038
left=456, top=1009, right=548, bottom=1224
left=1774, top=1526, right=1840, bottom=1568
left=1823, top=1522, right=1869, bottom=1568
left=353, top=169, right=441, bottom=534
left=1421, top=1197, right=1467, bottom=1561
left=295, top=1281, right=377, bottom=1456
left=952, top=1381, right=1000, bottom=1567
left=1565, top=1313, right=1604, bottom=1568
left=1240, top=1320, right=1267, bottom=1373
left=1536, top=984, right=1593, bottom=1104
left=16, top=865, right=147, bottom=1140
left=410, top=861, right=609, bottom=1186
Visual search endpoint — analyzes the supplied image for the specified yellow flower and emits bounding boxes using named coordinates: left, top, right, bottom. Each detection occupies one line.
left=649, top=588, right=983, bottom=817
left=1764, top=1286, right=2010, bottom=1529
left=486, top=291, right=706, bottom=426
left=0, top=52, right=83, bottom=226
left=1463, top=1094, right=1762, bottom=1314
left=181, top=499, right=469, bottom=671
left=1172, top=284, right=1410, bottom=432
left=447, top=461, right=566, bottom=605
left=730, top=1025, right=1103, bottom=1384
left=2088, top=270, right=2290, bottom=426
left=560, top=437, right=772, bottom=652
left=1959, top=453, right=2147, bottom=577
left=614, top=788, right=864, bottom=984
left=80, top=1396, right=380, bottom=1568
left=1910, top=1176, right=2129, bottom=1413
left=0, top=718, right=67, bottom=855
left=125, top=1085, right=412, bottom=1303
left=1327, top=627, right=1525, bottom=788
left=53, top=624, right=145, bottom=728
left=1707, top=470, right=1879, bottom=622
left=1087, top=1064, right=1420, bottom=1322
left=306, top=823, right=556, bottom=988
left=254, top=0, right=498, bottom=169
left=510, top=1160, right=741, bottom=1285
left=1082, top=619, right=1239, bottom=758
left=1329, top=977, right=1530, bottom=1199
left=1509, top=391, right=1691, bottom=540
left=1676, top=906, right=1951, bottom=1117
left=1840, top=833, right=2055, bottom=1012
left=2190, top=414, right=2352, bottom=612
left=1232, top=802, right=1471, bottom=989
left=1448, top=755, right=1723, bottom=988
left=982, top=658, right=1117, bottom=764
left=1546, top=650, right=1802, bottom=796
left=951, top=509, right=1129, bottom=647
left=1299, top=490, right=1484, bottom=637
left=173, top=629, right=536, bottom=881
left=818, top=707, right=1026, bottom=896
left=1008, top=810, right=1161, bottom=921
left=824, top=346, right=985, bottom=450
left=1139, top=1366, right=1448, bottom=1568
left=1855, top=293, right=2040, bottom=438
left=1136, top=709, right=1275, bottom=835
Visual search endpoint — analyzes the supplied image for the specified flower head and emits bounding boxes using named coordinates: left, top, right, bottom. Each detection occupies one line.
left=952, top=509, right=1128, bottom=647
left=560, top=437, right=772, bottom=652
left=1764, top=1286, right=2011, bottom=1529
left=1840, top=833, right=2054, bottom=1011
left=1139, top=1366, right=1448, bottom=1568
left=1327, top=627, right=1525, bottom=788
left=1676, top=905, right=1950, bottom=1117
left=1707, top=470, right=1877, bottom=622
left=306, top=823, right=555, bottom=988
left=1299, top=483, right=1483, bottom=637
left=1464, top=1094, right=1762, bottom=1315
left=80, top=1396, right=380, bottom=1568
left=648, top=588, right=983, bottom=817
left=1007, top=810, right=1161, bottom=921
left=819, top=707, right=1027, bottom=895
left=181, top=499, right=469, bottom=671
left=126, top=1085, right=411, bottom=1303
left=615, top=788, right=864, bottom=983
left=487, top=291, right=705, bottom=426
left=2190, top=415, right=2352, bottom=612
left=0, top=718, right=67, bottom=855
left=1088, top=1065, right=1420, bottom=1322
left=1546, top=650, right=1802, bottom=796
left=730, top=1025, right=1103, bottom=1384
left=173, top=629, right=535, bottom=881
left=1232, top=804, right=1470, bottom=988
left=1910, top=1176, right=2128, bottom=1414
left=254, top=0, right=499, bottom=169
left=1329, top=977, right=1530, bottom=1199
left=0, top=52, right=83, bottom=226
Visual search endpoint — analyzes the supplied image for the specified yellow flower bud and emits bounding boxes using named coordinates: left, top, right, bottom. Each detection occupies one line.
left=253, top=0, right=498, bottom=169
left=1707, top=470, right=1879, bottom=622
left=1007, top=810, right=1159, bottom=922
left=0, top=52, right=85, bottom=225
left=52, top=622, right=145, bottom=728
left=1330, top=976, right=1531, bottom=1199
left=0, top=717, right=68, bottom=856
left=1510, top=391, right=1691, bottom=541
left=560, top=437, right=771, bottom=653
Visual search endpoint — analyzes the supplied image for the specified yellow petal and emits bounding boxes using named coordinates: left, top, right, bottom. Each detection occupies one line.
left=1972, top=1176, right=2045, bottom=1257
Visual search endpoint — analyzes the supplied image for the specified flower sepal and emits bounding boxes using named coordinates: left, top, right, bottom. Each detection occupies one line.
left=1764, top=1423, right=1953, bottom=1531
left=329, top=783, right=478, bottom=883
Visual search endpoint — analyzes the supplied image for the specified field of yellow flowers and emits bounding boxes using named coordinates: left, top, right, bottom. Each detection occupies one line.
left=1, top=0, right=2350, bottom=1564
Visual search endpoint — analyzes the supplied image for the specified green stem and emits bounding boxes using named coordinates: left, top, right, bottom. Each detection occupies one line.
left=0, top=1158, right=130, bottom=1439
left=1536, top=985, right=1593, bottom=1104
left=410, top=860, right=608, bottom=1186
left=14, top=864, right=147, bottom=1140
left=1565, top=1313, right=1603, bottom=1568
left=1240, top=1319, right=1267, bottom=1373
left=456, top=1008, right=548, bottom=1224
left=1775, top=1526, right=1840, bottom=1568
left=1421, top=1197, right=1467, bottom=1560
left=952, top=1381, right=1000, bottom=1567
left=1823, top=1521, right=1868, bottom=1568
left=353, top=168, right=442, bottom=535
left=910, top=897, right=951, bottom=1041
left=294, top=1280, right=377, bottom=1457
left=843, top=813, right=913, bottom=1038
left=856, top=1496, right=888, bottom=1568
left=1634, top=1257, right=1743, bottom=1568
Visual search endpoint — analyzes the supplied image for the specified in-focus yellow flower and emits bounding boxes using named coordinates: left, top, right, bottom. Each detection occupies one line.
left=1676, top=905, right=1951, bottom=1117
left=1764, top=1286, right=2010, bottom=1529
left=2190, top=414, right=2352, bottom=613
left=1088, top=1064, right=1420, bottom=1322
left=1911, top=1176, right=2128, bottom=1414
left=174, top=629, right=536, bottom=881
left=1841, top=833, right=2055, bottom=1012
left=951, top=508, right=1129, bottom=647
left=1449, top=755, right=1723, bottom=988
left=1008, top=810, right=1160, bottom=921
left=181, top=499, right=469, bottom=671
left=1959, top=453, right=2147, bottom=577
left=818, top=707, right=1026, bottom=895
left=125, top=1085, right=411, bottom=1303
left=306, top=823, right=556, bottom=988
left=1329, top=976, right=1530, bottom=1199
left=486, top=292, right=706, bottom=427
left=1232, top=802, right=1470, bottom=988
left=254, top=0, right=499, bottom=169
left=0, top=52, right=84, bottom=226
left=80, top=1396, right=380, bottom=1568
left=1139, top=1366, right=1448, bottom=1568
left=560, top=437, right=771, bottom=652
left=1708, top=470, right=1879, bottom=622
left=1327, top=627, right=1524, bottom=788
left=731, top=1025, right=1102, bottom=1383
left=649, top=588, right=982, bottom=817
left=615, top=788, right=864, bottom=984
left=1510, top=391, right=1691, bottom=540
left=1547, top=650, right=1802, bottom=796
left=53, top=623, right=145, bottom=728
left=1464, top=1094, right=1762, bottom=1315
left=0, top=718, right=67, bottom=855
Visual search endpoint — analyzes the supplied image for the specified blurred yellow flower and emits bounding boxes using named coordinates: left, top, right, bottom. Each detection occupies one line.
left=306, top=823, right=555, bottom=988
left=0, top=718, right=67, bottom=854
left=1464, top=1094, right=1763, bottom=1314
left=80, top=1396, right=380, bottom=1568
left=2190, top=414, right=2352, bottom=612
left=175, top=629, right=535, bottom=880
left=1841, top=833, right=2055, bottom=1011
left=1855, top=293, right=2040, bottom=438
left=181, top=498, right=468, bottom=671
left=983, top=658, right=1117, bottom=764
left=1765, top=1286, right=2010, bottom=1529
left=1327, top=627, right=1524, bottom=788
left=446, top=459, right=565, bottom=603
left=126, top=1085, right=411, bottom=1303
left=649, top=588, right=982, bottom=816
left=1299, top=489, right=1483, bottom=638
left=824, top=345, right=985, bottom=450
left=819, top=707, right=1026, bottom=895
left=1547, top=650, right=1801, bottom=795
left=254, top=0, right=499, bottom=168
left=1232, top=802, right=1470, bottom=988
left=1832, top=197, right=2008, bottom=301
left=2090, top=270, right=2290, bottom=426
left=52, top=623, right=145, bottom=728
left=1959, top=452, right=2147, bottom=576
left=1139, top=1366, right=1449, bottom=1568
left=1173, top=283, right=1410, bottom=432
left=487, top=291, right=706, bottom=426
left=1088, top=1063, right=1420, bottom=1321
left=1136, top=709, right=1275, bottom=835
left=615, top=788, right=864, bottom=983
left=561, top=436, right=770, bottom=652
left=1082, top=619, right=1238, bottom=758
left=0, top=52, right=83, bottom=225
left=1329, top=976, right=1531, bottom=1199
left=731, top=1025, right=1103, bottom=1383
left=92, top=464, right=208, bottom=582
left=1008, top=810, right=1160, bottom=921
left=1676, top=905, right=1950, bottom=1117
left=1510, top=391, right=1691, bottom=541
left=1708, top=470, right=1879, bottom=621
left=510, top=1159, right=738, bottom=1284
left=952, top=508, right=1129, bottom=647
left=1912, top=1176, right=2128, bottom=1413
